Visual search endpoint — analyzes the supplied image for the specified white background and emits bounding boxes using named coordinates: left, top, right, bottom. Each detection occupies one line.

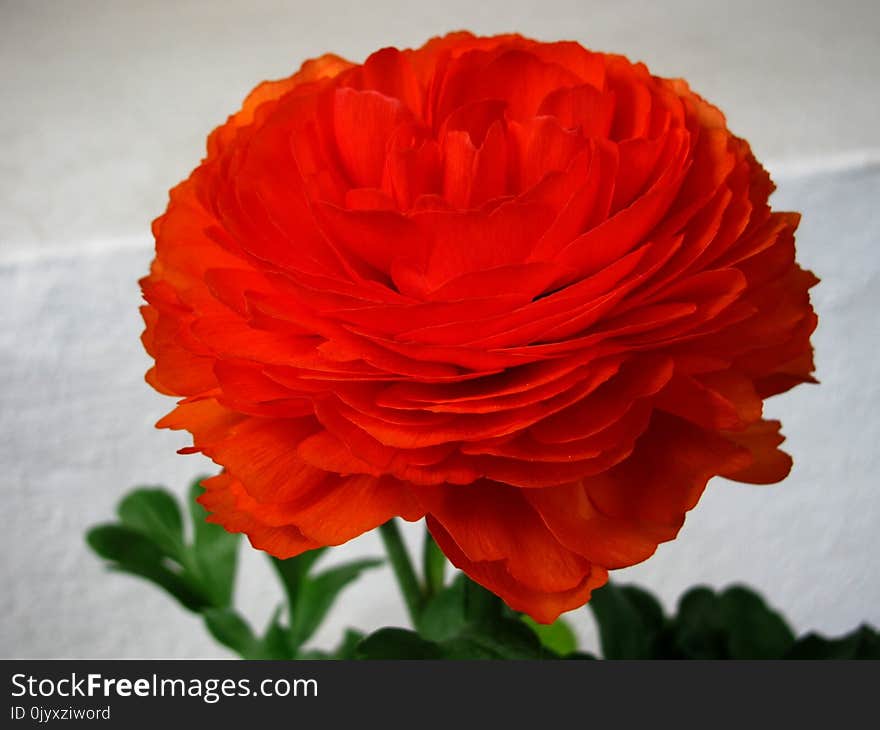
left=1, top=0, right=878, bottom=657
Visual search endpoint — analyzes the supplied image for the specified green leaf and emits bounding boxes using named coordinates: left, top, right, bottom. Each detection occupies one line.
left=672, top=586, right=728, bottom=659
left=843, top=626, right=880, bottom=659
left=416, top=574, right=468, bottom=642
left=718, top=586, right=795, bottom=659
left=86, top=524, right=210, bottom=612
left=620, top=585, right=665, bottom=630
left=669, top=585, right=796, bottom=659
left=117, top=488, right=184, bottom=559
left=523, top=615, right=578, bottom=657
left=415, top=574, right=551, bottom=658
left=422, top=530, right=447, bottom=598
left=378, top=519, right=422, bottom=625
left=203, top=608, right=259, bottom=658
left=295, top=630, right=366, bottom=659
left=589, top=582, right=666, bottom=659
left=270, top=550, right=379, bottom=654
left=259, top=607, right=295, bottom=659
left=462, top=576, right=505, bottom=625
left=270, top=548, right=327, bottom=618
left=452, top=618, right=549, bottom=659
left=188, top=479, right=239, bottom=607
left=333, top=629, right=366, bottom=660
left=438, top=636, right=503, bottom=659
left=786, top=625, right=880, bottom=659
left=295, top=649, right=333, bottom=659
left=290, top=558, right=383, bottom=648
left=356, top=628, right=444, bottom=659
left=87, top=523, right=159, bottom=565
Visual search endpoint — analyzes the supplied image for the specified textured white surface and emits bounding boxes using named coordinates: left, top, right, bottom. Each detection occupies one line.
left=1, top=0, right=878, bottom=657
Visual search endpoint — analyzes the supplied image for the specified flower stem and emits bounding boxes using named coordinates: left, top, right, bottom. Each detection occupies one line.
left=422, top=528, right=446, bottom=599
left=378, top=519, right=422, bottom=626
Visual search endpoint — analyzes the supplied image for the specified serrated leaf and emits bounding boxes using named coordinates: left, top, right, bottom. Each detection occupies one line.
left=718, top=585, right=795, bottom=659
left=290, top=558, right=383, bottom=648
left=356, top=628, right=444, bottom=659
left=188, top=479, right=239, bottom=607
left=86, top=524, right=210, bottom=612
left=117, top=488, right=184, bottom=559
left=589, top=582, right=665, bottom=659
left=523, top=615, right=578, bottom=657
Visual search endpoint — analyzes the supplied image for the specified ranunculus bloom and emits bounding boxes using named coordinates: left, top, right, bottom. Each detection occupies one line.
left=142, top=32, right=817, bottom=623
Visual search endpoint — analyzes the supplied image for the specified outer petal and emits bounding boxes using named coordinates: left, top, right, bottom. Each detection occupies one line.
left=418, top=479, right=608, bottom=623
left=418, top=480, right=592, bottom=593
left=583, top=412, right=753, bottom=529
left=208, top=53, right=354, bottom=156
left=199, top=473, right=321, bottom=559
left=160, top=399, right=424, bottom=549
left=428, top=517, right=608, bottom=624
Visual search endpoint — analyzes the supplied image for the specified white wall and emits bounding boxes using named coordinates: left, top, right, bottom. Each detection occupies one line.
left=1, top=0, right=878, bottom=657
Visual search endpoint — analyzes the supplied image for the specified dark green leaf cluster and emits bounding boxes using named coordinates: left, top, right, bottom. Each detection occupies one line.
left=589, top=583, right=880, bottom=659
left=356, top=574, right=584, bottom=659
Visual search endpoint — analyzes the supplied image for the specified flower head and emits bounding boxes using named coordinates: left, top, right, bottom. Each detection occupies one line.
left=142, top=33, right=817, bottom=622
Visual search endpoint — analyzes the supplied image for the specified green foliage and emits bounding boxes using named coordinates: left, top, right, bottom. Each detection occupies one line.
left=87, top=484, right=238, bottom=613
left=422, top=531, right=447, bottom=599
left=358, top=574, right=551, bottom=659
left=202, top=608, right=261, bottom=658
left=786, top=626, right=880, bottom=659
left=202, top=607, right=292, bottom=660
left=668, top=585, right=796, bottom=659
left=589, top=583, right=665, bottom=659
left=187, top=481, right=238, bottom=607
left=116, top=489, right=184, bottom=559
left=297, top=629, right=367, bottom=660
left=356, top=628, right=445, bottom=659
left=86, top=479, right=380, bottom=660
left=271, top=553, right=383, bottom=653
left=588, top=582, right=879, bottom=660
left=86, top=524, right=209, bottom=612
left=88, top=488, right=879, bottom=660
left=522, top=615, right=578, bottom=657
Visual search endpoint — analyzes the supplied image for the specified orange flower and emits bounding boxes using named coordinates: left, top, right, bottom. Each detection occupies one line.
left=141, top=33, right=817, bottom=623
